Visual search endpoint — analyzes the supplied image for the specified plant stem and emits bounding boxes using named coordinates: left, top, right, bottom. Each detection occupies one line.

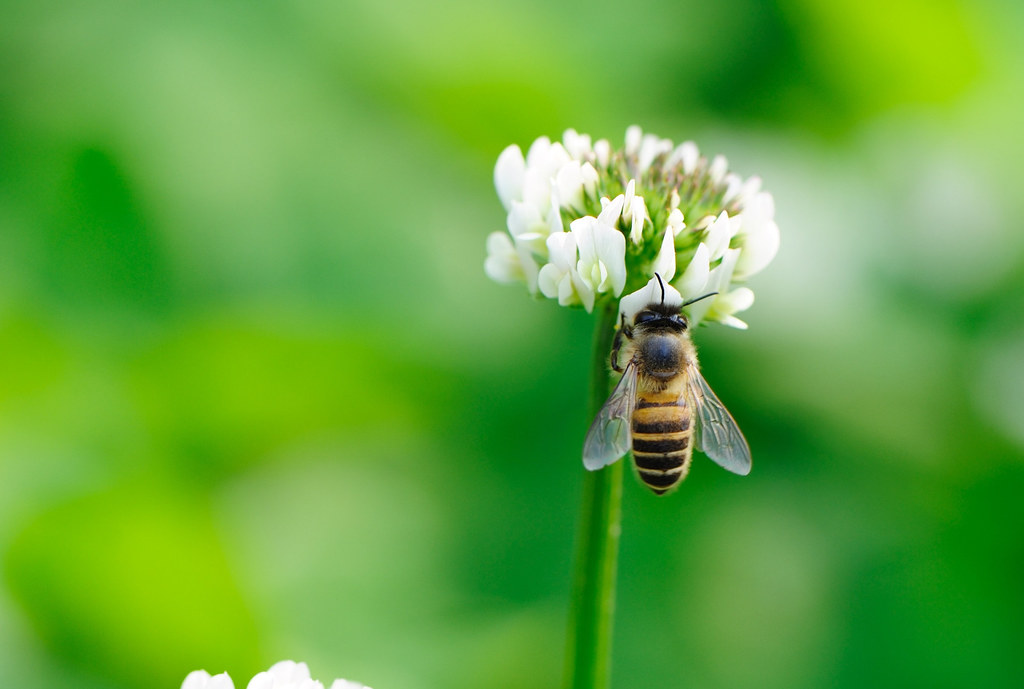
left=564, top=299, right=624, bottom=689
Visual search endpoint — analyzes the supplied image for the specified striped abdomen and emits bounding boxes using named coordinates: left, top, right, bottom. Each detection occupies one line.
left=631, top=394, right=693, bottom=495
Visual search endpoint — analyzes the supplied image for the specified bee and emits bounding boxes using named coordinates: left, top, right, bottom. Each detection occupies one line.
left=583, top=275, right=751, bottom=494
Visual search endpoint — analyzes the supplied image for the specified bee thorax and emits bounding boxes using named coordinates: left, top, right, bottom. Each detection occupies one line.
left=639, top=334, right=683, bottom=377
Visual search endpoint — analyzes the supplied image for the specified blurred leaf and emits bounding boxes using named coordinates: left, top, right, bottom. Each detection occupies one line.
left=4, top=483, right=261, bottom=688
left=43, top=147, right=174, bottom=312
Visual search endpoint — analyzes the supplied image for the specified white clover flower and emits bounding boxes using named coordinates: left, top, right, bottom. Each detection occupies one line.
left=732, top=190, right=780, bottom=280
left=686, top=248, right=753, bottom=329
left=636, top=134, right=673, bottom=175
left=182, top=662, right=372, bottom=689
left=248, top=661, right=321, bottom=689
left=571, top=211, right=627, bottom=299
left=675, top=243, right=711, bottom=300
left=555, top=160, right=599, bottom=212
left=702, top=210, right=737, bottom=262
left=621, top=180, right=650, bottom=245
left=494, top=145, right=526, bottom=212
left=486, top=126, right=779, bottom=329
left=562, top=128, right=594, bottom=161
left=708, top=154, right=729, bottom=186
left=538, top=231, right=594, bottom=311
left=619, top=274, right=684, bottom=323
left=183, top=671, right=235, bottom=689
left=593, top=139, right=611, bottom=168
left=666, top=140, right=700, bottom=174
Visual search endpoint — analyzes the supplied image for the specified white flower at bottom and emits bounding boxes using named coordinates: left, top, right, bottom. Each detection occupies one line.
left=183, top=661, right=371, bottom=689
left=183, top=671, right=235, bottom=689
left=247, top=661, right=322, bottom=689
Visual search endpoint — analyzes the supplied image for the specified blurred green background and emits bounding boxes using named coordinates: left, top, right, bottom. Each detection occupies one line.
left=2, top=0, right=1024, bottom=687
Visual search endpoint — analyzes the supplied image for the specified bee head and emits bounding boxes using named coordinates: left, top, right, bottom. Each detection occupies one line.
left=633, top=304, right=687, bottom=332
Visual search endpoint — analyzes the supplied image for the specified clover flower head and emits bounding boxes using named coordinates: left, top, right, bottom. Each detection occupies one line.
left=183, top=671, right=235, bottom=689
left=485, top=126, right=779, bottom=327
left=181, top=662, right=372, bottom=689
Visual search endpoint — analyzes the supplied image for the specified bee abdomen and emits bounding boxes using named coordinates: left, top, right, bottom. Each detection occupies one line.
left=631, top=398, right=693, bottom=495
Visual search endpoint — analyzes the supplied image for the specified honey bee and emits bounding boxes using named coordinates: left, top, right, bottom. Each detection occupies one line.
left=583, top=275, right=751, bottom=494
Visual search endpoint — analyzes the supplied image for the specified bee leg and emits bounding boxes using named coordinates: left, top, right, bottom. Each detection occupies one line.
left=610, top=313, right=633, bottom=373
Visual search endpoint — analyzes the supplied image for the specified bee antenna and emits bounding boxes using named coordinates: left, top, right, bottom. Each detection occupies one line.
left=654, top=273, right=666, bottom=305
left=681, top=291, right=718, bottom=307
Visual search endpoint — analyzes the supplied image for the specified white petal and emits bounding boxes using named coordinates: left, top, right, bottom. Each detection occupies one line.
left=709, top=154, right=728, bottom=186
left=580, top=162, right=599, bottom=198
left=674, top=243, right=710, bottom=299
left=571, top=211, right=625, bottom=297
left=546, top=142, right=571, bottom=172
left=525, top=136, right=552, bottom=169
left=629, top=196, right=648, bottom=244
left=268, top=661, right=312, bottom=682
left=520, top=167, right=552, bottom=210
left=597, top=195, right=624, bottom=226
left=596, top=227, right=627, bottom=295
left=718, top=314, right=749, bottom=329
left=737, top=176, right=763, bottom=206
left=703, top=211, right=736, bottom=262
left=723, top=286, right=755, bottom=312
left=545, top=231, right=577, bottom=270
left=563, top=128, right=593, bottom=160
left=619, top=275, right=683, bottom=323
left=572, top=270, right=596, bottom=312
left=593, top=139, right=611, bottom=168
left=537, top=263, right=562, bottom=299
left=494, top=145, right=525, bottom=211
left=183, top=671, right=212, bottom=689
left=622, top=179, right=636, bottom=215
left=721, top=173, right=743, bottom=204
left=184, top=671, right=227, bottom=689
left=651, top=227, right=677, bottom=281
left=506, top=200, right=542, bottom=239
left=667, top=141, right=699, bottom=174
left=734, top=219, right=780, bottom=279
left=687, top=248, right=739, bottom=325
left=625, top=125, right=642, bottom=156
left=638, top=135, right=673, bottom=174
left=666, top=208, right=685, bottom=236
left=208, top=676, right=234, bottom=689
left=547, top=200, right=563, bottom=235
left=557, top=273, right=576, bottom=306
left=555, top=161, right=585, bottom=211
left=484, top=232, right=523, bottom=284
left=246, top=673, right=273, bottom=689
left=515, top=240, right=541, bottom=294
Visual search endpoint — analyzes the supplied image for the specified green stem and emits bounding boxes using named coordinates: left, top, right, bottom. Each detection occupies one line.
left=564, top=299, right=624, bottom=689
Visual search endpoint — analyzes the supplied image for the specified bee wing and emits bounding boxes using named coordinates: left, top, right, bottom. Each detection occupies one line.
left=686, top=365, right=752, bottom=476
left=583, top=360, right=639, bottom=471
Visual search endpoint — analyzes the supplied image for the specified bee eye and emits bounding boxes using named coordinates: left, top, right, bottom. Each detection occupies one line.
left=635, top=311, right=658, bottom=324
